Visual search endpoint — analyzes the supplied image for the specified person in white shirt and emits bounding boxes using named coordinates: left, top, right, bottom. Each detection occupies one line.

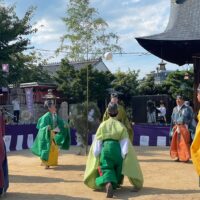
left=156, top=100, right=167, bottom=124
left=12, top=98, right=20, bottom=123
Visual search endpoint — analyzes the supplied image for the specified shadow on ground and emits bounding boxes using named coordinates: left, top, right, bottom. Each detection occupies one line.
left=4, top=192, right=90, bottom=200
left=10, top=174, right=81, bottom=183
left=113, top=186, right=200, bottom=200
left=52, top=164, right=85, bottom=171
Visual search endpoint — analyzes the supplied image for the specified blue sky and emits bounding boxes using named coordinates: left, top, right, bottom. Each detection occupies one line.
left=4, top=0, right=185, bottom=77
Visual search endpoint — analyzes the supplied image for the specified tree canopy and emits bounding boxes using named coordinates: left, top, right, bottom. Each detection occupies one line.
left=164, top=69, right=193, bottom=100
left=0, top=2, right=51, bottom=85
left=57, top=0, right=122, bottom=61
left=55, top=59, right=114, bottom=104
left=0, top=4, right=36, bottom=62
left=111, top=69, right=140, bottom=106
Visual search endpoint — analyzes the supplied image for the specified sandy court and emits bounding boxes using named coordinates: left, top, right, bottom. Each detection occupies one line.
left=2, top=146, right=200, bottom=200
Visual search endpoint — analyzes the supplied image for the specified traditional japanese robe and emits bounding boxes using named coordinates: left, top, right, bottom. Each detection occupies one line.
left=31, top=112, right=70, bottom=165
left=191, top=111, right=200, bottom=176
left=103, top=104, right=133, bottom=142
left=84, top=118, right=143, bottom=190
left=170, top=104, right=193, bottom=161
left=0, top=115, right=9, bottom=195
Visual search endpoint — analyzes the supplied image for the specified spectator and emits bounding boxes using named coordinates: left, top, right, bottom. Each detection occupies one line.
left=169, top=95, right=193, bottom=162
left=156, top=100, right=167, bottom=125
left=146, top=100, right=157, bottom=123
left=11, top=98, right=20, bottom=123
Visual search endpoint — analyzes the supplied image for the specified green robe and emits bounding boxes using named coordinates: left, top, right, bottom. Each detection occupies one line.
left=103, top=104, right=133, bottom=142
left=84, top=118, right=143, bottom=190
left=31, top=112, right=71, bottom=161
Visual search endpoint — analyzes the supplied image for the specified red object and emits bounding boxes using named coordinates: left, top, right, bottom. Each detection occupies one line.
left=98, top=166, right=103, bottom=176
left=0, top=115, right=5, bottom=187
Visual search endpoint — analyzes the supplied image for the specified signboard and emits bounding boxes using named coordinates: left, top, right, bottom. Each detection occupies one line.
left=2, top=64, right=9, bottom=73
left=25, top=88, right=34, bottom=115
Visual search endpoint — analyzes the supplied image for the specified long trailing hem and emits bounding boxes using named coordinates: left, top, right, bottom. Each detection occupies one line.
left=42, top=132, right=59, bottom=167
left=84, top=140, right=143, bottom=190
left=170, top=124, right=190, bottom=162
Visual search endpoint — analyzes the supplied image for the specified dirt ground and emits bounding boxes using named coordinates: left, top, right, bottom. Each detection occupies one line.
left=2, top=146, right=200, bottom=200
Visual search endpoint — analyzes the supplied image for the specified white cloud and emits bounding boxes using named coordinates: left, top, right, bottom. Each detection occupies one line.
left=122, top=0, right=141, bottom=6
left=5, top=0, right=179, bottom=75
left=107, top=0, right=169, bottom=53
left=131, top=0, right=141, bottom=2
left=109, top=1, right=169, bottom=36
left=32, top=19, right=55, bottom=33
left=31, top=18, right=64, bottom=45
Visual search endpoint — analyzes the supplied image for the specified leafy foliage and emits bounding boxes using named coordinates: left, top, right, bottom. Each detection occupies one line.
left=15, top=52, right=52, bottom=83
left=0, top=2, right=51, bottom=85
left=164, top=69, right=193, bottom=100
left=55, top=59, right=114, bottom=103
left=111, top=69, right=140, bottom=106
left=58, top=0, right=122, bottom=61
left=70, top=101, right=101, bottom=146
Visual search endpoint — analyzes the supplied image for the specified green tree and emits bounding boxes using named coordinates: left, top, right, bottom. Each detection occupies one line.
left=15, top=52, right=52, bottom=83
left=58, top=0, right=122, bottom=61
left=164, top=69, right=193, bottom=100
left=76, top=65, right=114, bottom=103
left=55, top=60, right=114, bottom=104
left=0, top=2, right=37, bottom=86
left=112, top=69, right=140, bottom=106
left=138, top=74, right=168, bottom=95
left=55, top=58, right=78, bottom=102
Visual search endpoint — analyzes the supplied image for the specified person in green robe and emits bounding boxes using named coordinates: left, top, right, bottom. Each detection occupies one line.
left=84, top=102, right=143, bottom=198
left=31, top=99, right=70, bottom=169
left=103, top=93, right=133, bottom=142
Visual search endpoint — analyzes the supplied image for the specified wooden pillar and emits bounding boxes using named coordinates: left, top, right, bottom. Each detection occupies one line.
left=193, top=55, right=200, bottom=115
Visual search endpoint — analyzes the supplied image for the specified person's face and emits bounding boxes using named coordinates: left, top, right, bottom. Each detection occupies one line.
left=49, top=105, right=56, bottom=113
left=197, top=92, right=200, bottom=103
left=176, top=98, right=184, bottom=106
left=111, top=97, right=118, bottom=104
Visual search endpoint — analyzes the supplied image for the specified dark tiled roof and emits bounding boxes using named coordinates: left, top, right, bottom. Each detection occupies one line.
left=70, top=58, right=102, bottom=70
left=138, top=0, right=200, bottom=41
left=43, top=57, right=110, bottom=74
left=136, top=0, right=200, bottom=65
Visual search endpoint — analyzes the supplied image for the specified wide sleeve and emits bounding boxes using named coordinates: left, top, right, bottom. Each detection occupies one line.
left=93, top=138, right=102, bottom=157
left=54, top=116, right=71, bottom=150
left=120, top=107, right=133, bottom=141
left=120, top=138, right=129, bottom=159
left=102, top=109, right=109, bottom=121
left=119, top=126, right=129, bottom=158
left=36, top=113, right=50, bottom=130
left=95, top=124, right=103, bottom=140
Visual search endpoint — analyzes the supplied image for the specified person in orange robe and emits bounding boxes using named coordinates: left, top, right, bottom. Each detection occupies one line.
left=170, top=95, right=193, bottom=162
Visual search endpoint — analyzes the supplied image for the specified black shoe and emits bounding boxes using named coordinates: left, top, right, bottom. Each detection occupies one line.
left=106, top=182, right=113, bottom=198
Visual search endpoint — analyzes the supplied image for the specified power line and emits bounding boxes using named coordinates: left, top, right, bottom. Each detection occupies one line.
left=34, top=48, right=151, bottom=56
